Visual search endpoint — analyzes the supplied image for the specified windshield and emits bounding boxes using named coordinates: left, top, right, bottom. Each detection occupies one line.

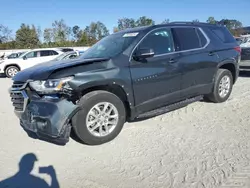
left=80, top=32, right=139, bottom=59
left=18, top=51, right=30, bottom=58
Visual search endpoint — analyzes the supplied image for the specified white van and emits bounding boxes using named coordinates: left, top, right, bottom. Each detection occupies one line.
left=0, top=48, right=64, bottom=78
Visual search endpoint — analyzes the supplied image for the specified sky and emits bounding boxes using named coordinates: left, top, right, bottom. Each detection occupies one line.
left=1, top=0, right=250, bottom=36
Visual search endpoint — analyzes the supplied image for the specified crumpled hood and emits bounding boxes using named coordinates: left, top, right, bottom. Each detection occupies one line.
left=13, top=57, right=109, bottom=82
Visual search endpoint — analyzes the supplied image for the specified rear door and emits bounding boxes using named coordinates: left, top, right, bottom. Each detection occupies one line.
left=171, top=26, right=218, bottom=98
left=39, top=50, right=60, bottom=63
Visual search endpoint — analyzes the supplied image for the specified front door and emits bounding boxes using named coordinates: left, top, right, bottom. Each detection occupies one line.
left=20, top=51, right=40, bottom=70
left=130, top=28, right=182, bottom=114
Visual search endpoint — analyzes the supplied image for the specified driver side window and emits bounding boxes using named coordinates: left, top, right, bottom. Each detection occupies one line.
left=25, top=51, right=38, bottom=59
left=138, top=28, right=174, bottom=55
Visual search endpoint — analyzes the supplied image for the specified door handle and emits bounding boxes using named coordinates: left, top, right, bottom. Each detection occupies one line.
left=208, top=52, right=215, bottom=56
left=169, top=59, right=177, bottom=64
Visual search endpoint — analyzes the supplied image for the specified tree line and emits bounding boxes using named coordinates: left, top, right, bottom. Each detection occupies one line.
left=0, top=16, right=247, bottom=50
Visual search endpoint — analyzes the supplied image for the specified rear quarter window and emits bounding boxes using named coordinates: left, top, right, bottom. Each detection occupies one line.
left=210, top=27, right=236, bottom=43
left=51, top=50, right=59, bottom=55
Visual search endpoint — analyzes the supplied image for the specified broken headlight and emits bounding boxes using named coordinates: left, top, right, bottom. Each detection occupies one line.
left=29, top=76, right=74, bottom=94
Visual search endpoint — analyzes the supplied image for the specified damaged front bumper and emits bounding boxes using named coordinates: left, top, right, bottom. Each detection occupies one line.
left=9, top=82, right=79, bottom=145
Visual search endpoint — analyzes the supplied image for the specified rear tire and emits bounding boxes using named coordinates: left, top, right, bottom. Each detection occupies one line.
left=5, top=66, right=19, bottom=78
left=71, top=90, right=126, bottom=145
left=205, top=68, right=233, bottom=103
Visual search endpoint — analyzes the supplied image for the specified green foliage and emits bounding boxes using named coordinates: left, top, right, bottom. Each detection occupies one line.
left=206, top=17, right=217, bottom=24
left=0, top=16, right=246, bottom=49
left=161, top=19, right=170, bottom=24
left=52, top=19, right=71, bottom=43
left=206, top=17, right=245, bottom=36
left=0, top=24, right=12, bottom=44
left=117, top=16, right=155, bottom=31
left=72, top=25, right=82, bottom=41
left=15, top=23, right=40, bottom=48
left=136, top=16, right=155, bottom=27
left=192, top=19, right=199, bottom=23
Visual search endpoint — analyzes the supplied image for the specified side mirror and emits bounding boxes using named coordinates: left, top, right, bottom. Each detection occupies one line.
left=23, top=56, right=27, bottom=60
left=133, top=48, right=155, bottom=60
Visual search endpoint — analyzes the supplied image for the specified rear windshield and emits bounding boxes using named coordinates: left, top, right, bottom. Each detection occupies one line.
left=210, top=26, right=236, bottom=43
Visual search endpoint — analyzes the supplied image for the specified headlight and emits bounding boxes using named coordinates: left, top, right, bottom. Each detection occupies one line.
left=29, top=76, right=74, bottom=94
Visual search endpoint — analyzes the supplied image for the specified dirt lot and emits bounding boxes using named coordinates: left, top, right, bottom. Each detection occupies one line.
left=1, top=73, right=250, bottom=188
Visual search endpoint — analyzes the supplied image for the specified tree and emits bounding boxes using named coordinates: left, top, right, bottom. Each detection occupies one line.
left=117, top=18, right=136, bottom=31
left=135, top=16, right=155, bottom=27
left=0, top=24, right=12, bottom=43
left=52, top=19, right=71, bottom=43
left=36, top=26, right=42, bottom=42
left=86, top=21, right=109, bottom=43
left=78, top=31, right=89, bottom=45
left=219, top=19, right=243, bottom=36
left=207, top=17, right=217, bottom=24
left=162, top=19, right=170, bottom=24
left=43, top=28, right=53, bottom=44
left=192, top=19, right=199, bottom=23
left=206, top=17, right=243, bottom=36
left=15, top=23, right=40, bottom=48
left=72, top=25, right=82, bottom=41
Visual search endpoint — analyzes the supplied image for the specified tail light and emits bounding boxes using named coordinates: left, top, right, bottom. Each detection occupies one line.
left=234, top=46, right=241, bottom=53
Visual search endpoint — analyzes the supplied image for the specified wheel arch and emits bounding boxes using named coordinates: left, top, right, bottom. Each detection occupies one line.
left=4, top=64, right=21, bottom=72
left=75, top=82, right=134, bottom=120
left=217, top=60, right=237, bottom=84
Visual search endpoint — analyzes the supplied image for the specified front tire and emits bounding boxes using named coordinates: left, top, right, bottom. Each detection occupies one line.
left=5, top=66, right=19, bottom=78
left=205, top=68, right=233, bottom=103
left=71, top=90, right=126, bottom=145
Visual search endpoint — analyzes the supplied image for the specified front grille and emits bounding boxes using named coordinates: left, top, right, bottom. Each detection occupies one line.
left=10, top=82, right=27, bottom=112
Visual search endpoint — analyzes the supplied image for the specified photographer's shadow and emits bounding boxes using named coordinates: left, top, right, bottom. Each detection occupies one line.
left=0, top=153, right=60, bottom=188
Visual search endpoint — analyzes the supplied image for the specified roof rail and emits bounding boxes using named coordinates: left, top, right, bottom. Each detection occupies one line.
left=170, top=21, right=219, bottom=26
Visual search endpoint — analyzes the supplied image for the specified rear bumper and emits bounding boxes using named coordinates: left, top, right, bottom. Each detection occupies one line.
left=9, top=84, right=80, bottom=145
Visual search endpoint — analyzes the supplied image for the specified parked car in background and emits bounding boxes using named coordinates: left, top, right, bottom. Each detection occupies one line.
left=60, top=48, right=74, bottom=52
left=239, top=47, right=250, bottom=71
left=9, top=22, right=240, bottom=146
left=6, top=51, right=26, bottom=59
left=76, top=50, right=85, bottom=55
left=0, top=48, right=64, bottom=78
left=235, top=37, right=243, bottom=45
left=50, top=51, right=79, bottom=62
left=239, top=35, right=250, bottom=48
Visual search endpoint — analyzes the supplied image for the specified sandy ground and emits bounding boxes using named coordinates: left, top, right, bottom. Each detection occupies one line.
left=1, top=73, right=250, bottom=188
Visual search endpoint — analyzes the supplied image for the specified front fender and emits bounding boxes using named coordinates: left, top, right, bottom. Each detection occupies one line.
left=68, top=67, right=135, bottom=106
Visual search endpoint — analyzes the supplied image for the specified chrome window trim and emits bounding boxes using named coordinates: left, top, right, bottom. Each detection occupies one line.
left=129, top=25, right=210, bottom=61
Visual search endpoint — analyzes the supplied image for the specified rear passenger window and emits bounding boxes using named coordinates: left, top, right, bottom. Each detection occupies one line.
left=40, top=50, right=51, bottom=57
left=210, top=27, right=235, bottom=43
left=172, top=27, right=201, bottom=51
